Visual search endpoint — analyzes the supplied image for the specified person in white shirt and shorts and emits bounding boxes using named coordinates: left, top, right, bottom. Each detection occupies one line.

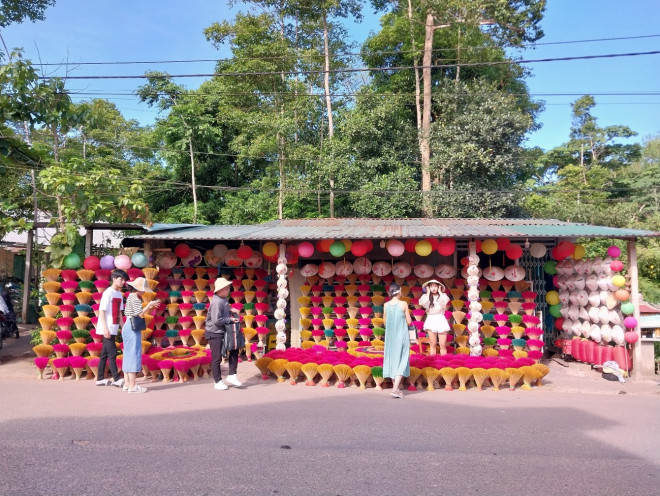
left=418, top=279, right=450, bottom=355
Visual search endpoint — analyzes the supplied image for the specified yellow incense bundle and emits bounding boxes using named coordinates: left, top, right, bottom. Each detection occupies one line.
left=422, top=366, right=441, bottom=391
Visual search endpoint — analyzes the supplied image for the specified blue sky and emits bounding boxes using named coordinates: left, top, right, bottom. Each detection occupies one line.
left=3, top=0, right=659, bottom=151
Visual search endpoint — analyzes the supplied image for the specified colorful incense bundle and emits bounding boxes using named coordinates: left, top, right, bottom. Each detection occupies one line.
left=267, top=359, right=288, bottom=383
left=352, top=365, right=372, bottom=389
left=317, top=363, right=335, bottom=387
left=407, top=366, right=422, bottom=391
left=39, top=316, right=57, bottom=331
left=488, top=368, right=508, bottom=391
left=471, top=368, right=489, bottom=390
left=422, top=367, right=441, bottom=391
left=506, top=367, right=523, bottom=391
left=455, top=346, right=470, bottom=355
left=32, top=344, right=53, bottom=358
left=455, top=367, right=472, bottom=391
left=69, top=356, right=87, bottom=380
left=439, top=367, right=457, bottom=392
left=52, top=357, right=69, bottom=380
left=39, top=330, right=57, bottom=346
left=301, top=362, right=318, bottom=386
left=34, top=357, right=50, bottom=379
left=158, top=359, right=174, bottom=382
left=520, top=366, right=542, bottom=390
left=173, top=359, right=190, bottom=382
left=255, top=357, right=273, bottom=380
left=370, top=366, right=384, bottom=390
left=69, top=342, right=87, bottom=356
left=42, top=281, right=61, bottom=293
left=284, top=361, right=303, bottom=385
left=332, top=364, right=352, bottom=388
left=532, top=363, right=550, bottom=386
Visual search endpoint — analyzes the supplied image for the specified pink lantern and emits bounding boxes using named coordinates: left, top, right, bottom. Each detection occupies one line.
left=83, top=256, right=100, bottom=270
left=607, top=245, right=621, bottom=258
left=386, top=240, right=405, bottom=257
left=623, top=316, right=638, bottom=329
left=624, top=331, right=639, bottom=344
left=610, top=260, right=624, bottom=272
left=114, top=254, right=132, bottom=270
left=298, top=242, right=314, bottom=258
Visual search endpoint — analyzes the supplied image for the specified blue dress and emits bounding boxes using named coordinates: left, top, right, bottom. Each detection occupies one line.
left=383, top=301, right=410, bottom=379
left=121, top=318, right=142, bottom=373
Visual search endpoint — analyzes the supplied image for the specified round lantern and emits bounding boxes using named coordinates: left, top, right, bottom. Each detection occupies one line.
left=610, top=260, right=624, bottom=272
left=285, top=245, right=299, bottom=264
left=364, top=240, right=374, bottom=252
left=481, top=239, right=498, bottom=255
left=237, top=245, right=253, bottom=260
left=624, top=331, right=639, bottom=344
left=386, top=240, right=405, bottom=257
left=329, top=241, right=346, bottom=257
left=262, top=242, right=278, bottom=258
left=611, top=275, right=626, bottom=287
left=414, top=240, right=432, bottom=257
left=556, top=241, right=575, bottom=259
left=620, top=302, right=635, bottom=315
left=83, top=256, right=100, bottom=271
left=212, top=244, right=228, bottom=259
left=114, top=254, right=132, bottom=270
left=573, top=244, right=586, bottom=260
left=543, top=260, right=557, bottom=275
left=100, top=255, right=115, bottom=270
left=529, top=243, right=547, bottom=258
left=549, top=304, right=562, bottom=318
left=623, top=316, right=638, bottom=329
left=425, top=238, right=439, bottom=251
left=131, top=252, right=148, bottom=268
left=607, top=245, right=621, bottom=258
left=318, top=239, right=333, bottom=253
left=555, top=317, right=565, bottom=331
left=437, top=238, right=456, bottom=256
left=174, top=244, right=190, bottom=259
left=545, top=291, right=560, bottom=306
left=351, top=241, right=368, bottom=257
left=614, top=289, right=630, bottom=301
left=63, top=253, right=81, bottom=269
left=404, top=239, right=417, bottom=253
left=298, top=242, right=314, bottom=258
left=340, top=239, right=352, bottom=251
left=496, top=237, right=510, bottom=251
left=505, top=244, right=523, bottom=260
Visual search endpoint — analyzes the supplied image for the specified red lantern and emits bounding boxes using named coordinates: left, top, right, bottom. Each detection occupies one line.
left=363, top=240, right=374, bottom=252
left=557, top=240, right=575, bottom=259
left=316, top=239, right=333, bottom=253
left=237, top=245, right=253, bottom=260
left=351, top=241, right=368, bottom=257
left=496, top=238, right=511, bottom=251
left=425, top=238, right=439, bottom=251
left=404, top=239, right=417, bottom=253
left=83, top=256, right=100, bottom=271
left=474, top=240, right=482, bottom=253
left=555, top=317, right=565, bottom=331
left=505, top=244, right=523, bottom=260
left=174, top=243, right=190, bottom=258
left=437, top=238, right=456, bottom=256
left=286, top=245, right=299, bottom=264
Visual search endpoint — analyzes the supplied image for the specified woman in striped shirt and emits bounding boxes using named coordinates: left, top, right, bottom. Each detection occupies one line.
left=123, top=277, right=159, bottom=393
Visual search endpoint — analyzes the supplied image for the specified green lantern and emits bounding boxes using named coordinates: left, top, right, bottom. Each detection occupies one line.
left=329, top=241, right=346, bottom=257
left=543, top=260, right=557, bottom=275
left=63, top=253, right=81, bottom=269
left=620, top=302, right=635, bottom=315
left=549, top=303, right=562, bottom=318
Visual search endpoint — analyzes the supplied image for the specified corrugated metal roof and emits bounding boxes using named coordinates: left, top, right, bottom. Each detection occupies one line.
left=125, top=218, right=660, bottom=242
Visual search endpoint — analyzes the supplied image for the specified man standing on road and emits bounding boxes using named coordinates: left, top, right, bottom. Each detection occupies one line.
left=95, top=269, right=127, bottom=388
left=206, top=277, right=243, bottom=390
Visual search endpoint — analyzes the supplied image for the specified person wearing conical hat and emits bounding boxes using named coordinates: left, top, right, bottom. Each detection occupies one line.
left=206, top=277, right=243, bottom=390
left=419, top=280, right=451, bottom=356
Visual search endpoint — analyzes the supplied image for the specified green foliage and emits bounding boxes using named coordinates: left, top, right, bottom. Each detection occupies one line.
left=0, top=0, right=55, bottom=28
left=43, top=224, right=80, bottom=268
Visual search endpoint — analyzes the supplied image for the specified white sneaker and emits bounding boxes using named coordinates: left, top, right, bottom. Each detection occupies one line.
left=95, top=379, right=110, bottom=386
left=226, top=374, right=243, bottom=387
left=214, top=380, right=228, bottom=390
left=111, top=378, right=125, bottom=388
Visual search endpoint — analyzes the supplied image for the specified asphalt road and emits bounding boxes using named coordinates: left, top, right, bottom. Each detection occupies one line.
left=1, top=370, right=659, bottom=496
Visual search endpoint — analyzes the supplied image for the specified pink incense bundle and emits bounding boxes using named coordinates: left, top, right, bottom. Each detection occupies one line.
left=34, top=357, right=50, bottom=379
left=158, top=359, right=173, bottom=382
left=173, top=360, right=190, bottom=382
left=68, top=356, right=88, bottom=380
left=53, top=343, right=70, bottom=357
left=52, top=357, right=70, bottom=380
left=60, top=269, right=78, bottom=282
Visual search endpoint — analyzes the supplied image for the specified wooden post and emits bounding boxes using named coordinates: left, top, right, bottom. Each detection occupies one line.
left=21, top=229, right=34, bottom=324
left=85, top=229, right=93, bottom=257
left=627, top=239, right=643, bottom=380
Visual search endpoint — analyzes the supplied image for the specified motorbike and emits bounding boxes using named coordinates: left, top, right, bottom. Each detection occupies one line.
left=0, top=283, right=20, bottom=350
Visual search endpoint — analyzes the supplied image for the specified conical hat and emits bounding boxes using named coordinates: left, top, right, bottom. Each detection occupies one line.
left=579, top=307, right=590, bottom=321
left=611, top=324, right=624, bottom=345
left=598, top=306, right=610, bottom=324
left=588, top=306, right=600, bottom=323
left=590, top=324, right=601, bottom=342
left=335, top=260, right=354, bottom=276
left=586, top=274, right=598, bottom=291
left=483, top=266, right=504, bottom=281
left=588, top=292, right=600, bottom=307
left=353, top=257, right=372, bottom=275
left=600, top=324, right=612, bottom=342
left=504, top=264, right=525, bottom=282
left=372, top=261, right=391, bottom=277
left=300, top=264, right=319, bottom=278
left=414, top=263, right=434, bottom=278
left=605, top=293, right=618, bottom=310
left=391, top=262, right=411, bottom=278
left=435, top=264, right=457, bottom=279
left=608, top=310, right=621, bottom=326
left=318, top=262, right=336, bottom=279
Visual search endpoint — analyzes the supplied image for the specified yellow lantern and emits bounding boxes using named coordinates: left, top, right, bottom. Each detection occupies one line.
left=415, top=240, right=432, bottom=256
left=482, top=239, right=498, bottom=255
left=262, top=242, right=278, bottom=257
left=573, top=244, right=586, bottom=260
left=545, top=291, right=560, bottom=306
left=611, top=275, right=626, bottom=287
left=340, top=239, right=352, bottom=251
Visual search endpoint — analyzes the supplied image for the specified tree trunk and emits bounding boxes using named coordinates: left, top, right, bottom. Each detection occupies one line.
left=188, top=136, right=198, bottom=224
left=323, top=12, right=335, bottom=218
left=419, top=11, right=434, bottom=217
left=407, top=0, right=421, bottom=131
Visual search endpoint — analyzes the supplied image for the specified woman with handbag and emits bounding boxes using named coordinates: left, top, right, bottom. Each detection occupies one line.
left=122, top=277, right=159, bottom=393
left=206, top=277, right=243, bottom=390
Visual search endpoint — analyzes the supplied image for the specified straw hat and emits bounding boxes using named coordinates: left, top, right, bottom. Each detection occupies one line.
left=127, top=277, right=154, bottom=293
left=213, top=277, right=232, bottom=293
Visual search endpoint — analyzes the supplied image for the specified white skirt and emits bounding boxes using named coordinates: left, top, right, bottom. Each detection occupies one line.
left=424, top=313, right=450, bottom=333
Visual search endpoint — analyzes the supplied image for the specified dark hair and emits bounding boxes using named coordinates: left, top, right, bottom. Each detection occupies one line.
left=111, top=269, right=128, bottom=281
left=388, top=283, right=401, bottom=297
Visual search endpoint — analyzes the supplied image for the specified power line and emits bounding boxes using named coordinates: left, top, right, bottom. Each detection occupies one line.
left=30, top=34, right=660, bottom=66
left=37, top=50, right=660, bottom=81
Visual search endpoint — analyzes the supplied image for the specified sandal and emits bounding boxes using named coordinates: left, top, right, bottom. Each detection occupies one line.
left=128, top=385, right=147, bottom=394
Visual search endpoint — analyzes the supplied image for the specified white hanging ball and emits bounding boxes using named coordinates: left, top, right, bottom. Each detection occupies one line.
left=469, top=333, right=481, bottom=346
left=275, top=320, right=286, bottom=332
left=274, top=308, right=286, bottom=320
left=467, top=321, right=479, bottom=333
left=470, top=344, right=483, bottom=356
left=277, top=288, right=289, bottom=299
left=467, top=275, right=480, bottom=287
left=276, top=263, right=288, bottom=275
left=469, top=301, right=482, bottom=312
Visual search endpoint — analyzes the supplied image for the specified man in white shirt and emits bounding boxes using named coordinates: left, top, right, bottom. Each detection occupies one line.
left=96, top=269, right=127, bottom=387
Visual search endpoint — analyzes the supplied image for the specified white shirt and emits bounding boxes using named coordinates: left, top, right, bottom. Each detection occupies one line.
left=98, top=288, right=124, bottom=335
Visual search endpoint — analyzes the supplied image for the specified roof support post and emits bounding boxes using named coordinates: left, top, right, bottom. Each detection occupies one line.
left=627, top=239, right=643, bottom=380
left=21, top=229, right=34, bottom=324
left=85, top=228, right=93, bottom=257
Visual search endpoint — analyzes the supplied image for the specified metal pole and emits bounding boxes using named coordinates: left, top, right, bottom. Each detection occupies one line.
left=627, top=239, right=642, bottom=380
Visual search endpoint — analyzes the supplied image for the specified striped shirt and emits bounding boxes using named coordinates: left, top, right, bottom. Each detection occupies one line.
left=124, top=293, right=143, bottom=317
